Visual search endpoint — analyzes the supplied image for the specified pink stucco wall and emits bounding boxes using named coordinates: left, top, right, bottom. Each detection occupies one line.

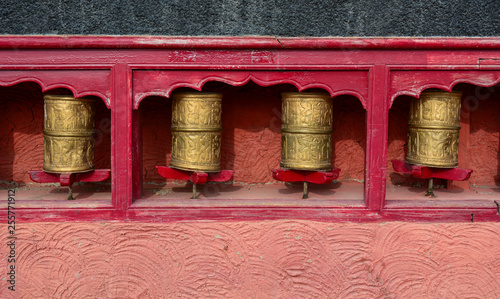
left=2, top=221, right=499, bottom=298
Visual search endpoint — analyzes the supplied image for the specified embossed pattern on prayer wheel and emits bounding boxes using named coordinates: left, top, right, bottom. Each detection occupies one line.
left=43, top=95, right=95, bottom=173
left=406, top=90, right=462, bottom=168
left=280, top=92, right=333, bottom=171
left=170, top=92, right=222, bottom=172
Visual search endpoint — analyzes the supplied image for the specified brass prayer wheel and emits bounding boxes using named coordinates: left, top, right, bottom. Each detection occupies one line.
left=280, top=92, right=333, bottom=171
left=406, top=90, right=462, bottom=168
left=170, top=92, right=222, bottom=172
left=43, top=95, right=95, bottom=173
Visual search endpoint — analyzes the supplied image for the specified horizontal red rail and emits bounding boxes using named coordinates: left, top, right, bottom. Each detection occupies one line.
left=0, top=206, right=497, bottom=223
left=0, top=36, right=500, bottom=49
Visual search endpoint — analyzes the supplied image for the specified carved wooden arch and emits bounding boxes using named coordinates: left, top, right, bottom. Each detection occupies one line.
left=133, top=70, right=369, bottom=109
left=0, top=70, right=111, bottom=108
left=389, top=70, right=500, bottom=108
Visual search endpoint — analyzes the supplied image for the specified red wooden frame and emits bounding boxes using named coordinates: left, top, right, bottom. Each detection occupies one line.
left=0, top=36, right=499, bottom=222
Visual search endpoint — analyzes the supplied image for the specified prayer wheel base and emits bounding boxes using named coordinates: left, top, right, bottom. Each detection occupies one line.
left=29, top=169, right=111, bottom=200
left=29, top=169, right=111, bottom=186
left=168, top=162, right=221, bottom=173
left=272, top=168, right=341, bottom=199
left=156, top=166, right=234, bottom=199
left=391, top=160, right=472, bottom=197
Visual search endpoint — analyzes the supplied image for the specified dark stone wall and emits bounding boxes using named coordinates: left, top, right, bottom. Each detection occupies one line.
left=1, top=0, right=499, bottom=36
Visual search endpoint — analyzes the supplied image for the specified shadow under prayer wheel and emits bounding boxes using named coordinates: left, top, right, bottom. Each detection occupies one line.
left=406, top=90, right=462, bottom=168
left=170, top=92, right=222, bottom=172
left=43, top=95, right=95, bottom=173
left=280, top=92, right=333, bottom=171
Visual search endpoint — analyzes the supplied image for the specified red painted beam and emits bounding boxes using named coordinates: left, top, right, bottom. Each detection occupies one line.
left=1, top=206, right=497, bottom=223
left=365, top=65, right=389, bottom=211
left=278, top=37, right=500, bottom=49
left=0, top=36, right=500, bottom=49
left=111, top=64, right=133, bottom=210
left=0, top=36, right=282, bottom=49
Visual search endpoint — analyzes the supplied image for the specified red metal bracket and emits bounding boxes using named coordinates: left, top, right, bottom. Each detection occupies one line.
left=271, top=169, right=341, bottom=184
left=391, top=160, right=472, bottom=181
left=271, top=169, right=341, bottom=199
left=156, top=166, right=234, bottom=199
left=29, top=169, right=111, bottom=186
left=29, top=169, right=111, bottom=200
left=392, top=160, right=472, bottom=197
left=156, top=166, right=234, bottom=184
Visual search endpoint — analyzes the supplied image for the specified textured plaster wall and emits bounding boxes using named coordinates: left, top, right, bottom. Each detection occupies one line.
left=0, top=0, right=499, bottom=36
left=470, top=88, right=500, bottom=186
left=1, top=221, right=500, bottom=298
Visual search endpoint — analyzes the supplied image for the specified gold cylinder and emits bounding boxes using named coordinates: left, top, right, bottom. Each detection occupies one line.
left=170, top=92, right=222, bottom=172
left=280, top=92, right=333, bottom=171
left=406, top=90, right=462, bottom=168
left=43, top=95, right=95, bottom=173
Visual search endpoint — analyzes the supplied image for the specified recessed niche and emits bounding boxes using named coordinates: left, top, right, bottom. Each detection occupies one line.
left=135, top=81, right=366, bottom=207
left=0, top=83, right=111, bottom=208
left=386, top=84, right=500, bottom=208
